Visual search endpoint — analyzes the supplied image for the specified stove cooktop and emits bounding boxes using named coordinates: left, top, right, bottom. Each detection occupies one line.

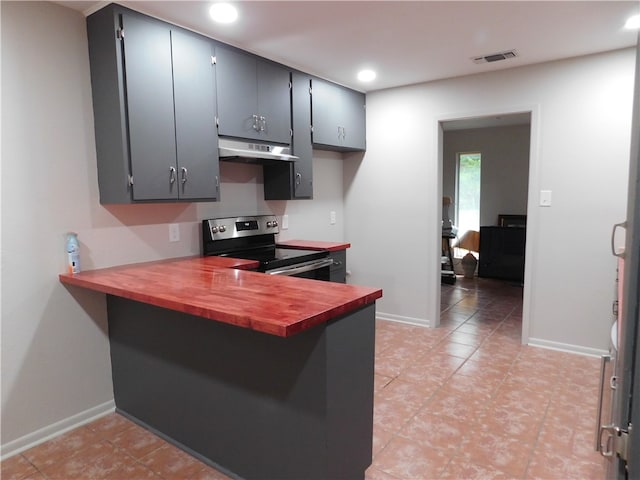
left=202, top=215, right=330, bottom=271
left=221, top=246, right=328, bottom=271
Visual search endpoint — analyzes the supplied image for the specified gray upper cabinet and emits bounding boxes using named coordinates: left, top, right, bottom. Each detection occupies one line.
left=172, top=30, right=220, bottom=201
left=87, top=5, right=219, bottom=203
left=341, top=87, right=367, bottom=150
left=311, top=78, right=366, bottom=151
left=264, top=72, right=313, bottom=200
left=87, top=4, right=367, bottom=205
left=216, top=47, right=291, bottom=145
left=123, top=14, right=177, bottom=201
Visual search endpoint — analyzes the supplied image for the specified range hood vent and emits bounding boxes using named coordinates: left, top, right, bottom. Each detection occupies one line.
left=472, top=50, right=518, bottom=64
left=218, top=138, right=298, bottom=164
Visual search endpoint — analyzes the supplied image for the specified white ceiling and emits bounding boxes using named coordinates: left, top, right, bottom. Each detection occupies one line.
left=60, top=0, right=639, bottom=94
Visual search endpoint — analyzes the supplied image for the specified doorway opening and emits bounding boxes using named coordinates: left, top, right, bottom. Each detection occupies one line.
left=438, top=111, right=533, bottom=343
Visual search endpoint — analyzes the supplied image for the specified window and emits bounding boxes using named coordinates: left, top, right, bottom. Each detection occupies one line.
left=455, top=152, right=481, bottom=256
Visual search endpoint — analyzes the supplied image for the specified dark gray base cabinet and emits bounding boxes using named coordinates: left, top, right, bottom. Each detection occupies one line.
left=329, top=250, right=347, bottom=283
left=311, top=78, right=366, bottom=152
left=108, top=296, right=375, bottom=480
left=87, top=5, right=219, bottom=204
left=264, top=72, right=313, bottom=200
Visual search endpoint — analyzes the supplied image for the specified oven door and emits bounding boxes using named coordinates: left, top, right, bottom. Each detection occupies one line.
left=264, top=258, right=334, bottom=281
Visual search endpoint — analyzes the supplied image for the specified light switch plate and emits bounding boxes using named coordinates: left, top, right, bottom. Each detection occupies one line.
left=539, top=190, right=552, bottom=207
left=330, top=211, right=337, bottom=225
left=282, top=214, right=289, bottom=230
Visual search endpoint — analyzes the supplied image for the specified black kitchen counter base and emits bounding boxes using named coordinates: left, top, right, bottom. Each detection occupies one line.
left=107, top=295, right=376, bottom=479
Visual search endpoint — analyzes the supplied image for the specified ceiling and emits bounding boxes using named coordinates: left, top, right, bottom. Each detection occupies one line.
left=59, top=0, right=638, bottom=94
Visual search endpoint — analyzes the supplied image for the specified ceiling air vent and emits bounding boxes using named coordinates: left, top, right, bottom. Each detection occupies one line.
left=472, top=50, right=518, bottom=64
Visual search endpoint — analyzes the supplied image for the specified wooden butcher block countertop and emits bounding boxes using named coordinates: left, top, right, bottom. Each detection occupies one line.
left=59, top=255, right=381, bottom=337
left=276, top=240, right=351, bottom=251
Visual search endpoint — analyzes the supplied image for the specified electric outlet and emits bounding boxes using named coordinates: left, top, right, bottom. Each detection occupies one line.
left=169, top=223, right=180, bottom=242
left=330, top=211, right=336, bottom=225
left=282, top=214, right=289, bottom=230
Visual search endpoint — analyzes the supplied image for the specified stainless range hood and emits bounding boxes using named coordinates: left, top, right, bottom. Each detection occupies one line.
left=218, top=138, right=298, bottom=164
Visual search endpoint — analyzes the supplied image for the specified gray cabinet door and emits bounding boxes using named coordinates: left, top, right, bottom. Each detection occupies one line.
left=217, top=47, right=291, bottom=144
left=291, top=72, right=313, bottom=198
left=329, top=250, right=347, bottom=283
left=311, top=78, right=341, bottom=147
left=172, top=30, right=220, bottom=200
left=311, top=78, right=366, bottom=151
left=122, top=13, right=178, bottom=200
left=263, top=72, right=312, bottom=200
left=216, top=47, right=261, bottom=141
left=257, top=60, right=292, bottom=145
left=341, top=88, right=366, bottom=150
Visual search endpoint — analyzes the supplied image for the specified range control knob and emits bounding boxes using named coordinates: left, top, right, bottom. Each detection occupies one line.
left=218, top=225, right=227, bottom=233
left=272, top=220, right=278, bottom=227
left=266, top=221, right=273, bottom=228
left=211, top=226, right=219, bottom=234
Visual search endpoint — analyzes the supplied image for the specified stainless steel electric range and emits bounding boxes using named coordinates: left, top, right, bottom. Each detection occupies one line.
left=202, top=215, right=334, bottom=279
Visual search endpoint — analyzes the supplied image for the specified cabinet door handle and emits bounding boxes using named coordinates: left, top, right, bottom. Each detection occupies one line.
left=260, top=116, right=266, bottom=132
left=295, top=172, right=302, bottom=186
left=181, top=167, right=188, bottom=184
left=611, top=222, right=626, bottom=258
left=595, top=354, right=611, bottom=451
left=169, top=166, right=176, bottom=184
left=252, top=114, right=260, bottom=131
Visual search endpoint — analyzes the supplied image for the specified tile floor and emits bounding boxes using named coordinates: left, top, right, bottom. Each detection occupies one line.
left=1, top=277, right=606, bottom=480
left=368, top=277, right=606, bottom=480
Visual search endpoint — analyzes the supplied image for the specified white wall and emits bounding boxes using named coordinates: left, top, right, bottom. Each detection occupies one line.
left=0, top=2, right=345, bottom=454
left=345, top=48, right=635, bottom=353
left=443, top=125, right=531, bottom=227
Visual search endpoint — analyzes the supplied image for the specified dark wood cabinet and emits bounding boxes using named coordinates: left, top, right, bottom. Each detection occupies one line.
left=478, top=226, right=526, bottom=282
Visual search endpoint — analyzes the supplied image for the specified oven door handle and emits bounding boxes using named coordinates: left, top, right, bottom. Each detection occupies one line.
left=265, top=258, right=334, bottom=276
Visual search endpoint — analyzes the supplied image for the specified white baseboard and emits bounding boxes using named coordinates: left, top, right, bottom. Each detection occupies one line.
left=1, top=400, right=115, bottom=461
left=376, top=312, right=433, bottom=328
left=527, top=337, right=608, bottom=357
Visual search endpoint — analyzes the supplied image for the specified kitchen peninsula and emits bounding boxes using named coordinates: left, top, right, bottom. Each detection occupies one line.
left=59, top=255, right=382, bottom=479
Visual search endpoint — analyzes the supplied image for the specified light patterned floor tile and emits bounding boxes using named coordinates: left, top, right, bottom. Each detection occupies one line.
left=39, top=440, right=135, bottom=479
left=372, top=436, right=451, bottom=479
left=140, top=444, right=206, bottom=480
left=398, top=409, right=468, bottom=454
left=440, top=457, right=513, bottom=479
left=22, top=426, right=102, bottom=470
left=0, top=455, right=38, bottom=480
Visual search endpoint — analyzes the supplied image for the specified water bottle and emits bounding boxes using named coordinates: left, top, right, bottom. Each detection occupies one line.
left=66, top=232, right=80, bottom=274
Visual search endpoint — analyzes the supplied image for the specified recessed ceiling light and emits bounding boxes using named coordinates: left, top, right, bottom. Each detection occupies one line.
left=209, top=3, right=238, bottom=24
left=357, top=69, right=376, bottom=82
left=625, top=14, right=640, bottom=29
